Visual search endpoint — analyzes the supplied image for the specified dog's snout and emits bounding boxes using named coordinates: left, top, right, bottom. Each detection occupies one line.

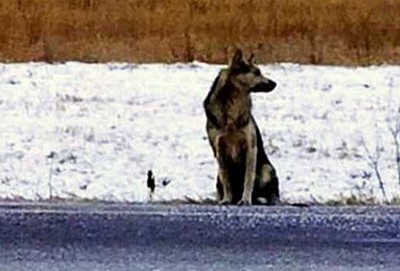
left=251, top=78, right=276, bottom=93
left=268, top=80, right=276, bottom=91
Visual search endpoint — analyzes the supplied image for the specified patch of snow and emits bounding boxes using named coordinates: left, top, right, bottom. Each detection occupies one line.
left=0, top=62, right=399, bottom=204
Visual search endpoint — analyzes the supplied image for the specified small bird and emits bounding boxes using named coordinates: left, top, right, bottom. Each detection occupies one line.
left=147, top=170, right=155, bottom=194
left=161, top=178, right=171, bottom=187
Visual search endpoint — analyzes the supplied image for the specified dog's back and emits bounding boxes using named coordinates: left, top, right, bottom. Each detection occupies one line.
left=252, top=116, right=279, bottom=204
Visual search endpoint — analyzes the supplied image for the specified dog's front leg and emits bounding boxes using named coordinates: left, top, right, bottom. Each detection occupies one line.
left=217, top=165, right=232, bottom=204
left=238, top=139, right=257, bottom=205
left=215, top=135, right=233, bottom=204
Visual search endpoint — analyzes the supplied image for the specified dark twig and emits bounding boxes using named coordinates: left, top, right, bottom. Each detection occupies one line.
left=388, top=106, right=400, bottom=187
left=360, top=138, right=387, bottom=201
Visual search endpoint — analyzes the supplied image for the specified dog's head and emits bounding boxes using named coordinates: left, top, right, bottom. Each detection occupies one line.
left=221, top=49, right=276, bottom=93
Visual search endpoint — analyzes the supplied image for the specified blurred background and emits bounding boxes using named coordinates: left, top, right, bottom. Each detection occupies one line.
left=1, top=0, right=400, bottom=65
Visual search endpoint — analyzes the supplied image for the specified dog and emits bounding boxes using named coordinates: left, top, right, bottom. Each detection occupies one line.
left=203, top=49, right=279, bottom=205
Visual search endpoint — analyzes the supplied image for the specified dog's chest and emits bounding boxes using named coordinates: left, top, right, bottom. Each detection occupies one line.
left=216, top=130, right=250, bottom=162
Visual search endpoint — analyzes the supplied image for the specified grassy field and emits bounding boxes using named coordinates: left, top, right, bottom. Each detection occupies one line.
left=1, top=0, right=400, bottom=64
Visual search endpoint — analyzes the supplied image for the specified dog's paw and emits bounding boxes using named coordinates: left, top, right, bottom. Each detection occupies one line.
left=237, top=198, right=252, bottom=206
left=219, top=198, right=232, bottom=205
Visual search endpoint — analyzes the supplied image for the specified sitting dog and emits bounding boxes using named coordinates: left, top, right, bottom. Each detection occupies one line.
left=203, top=49, right=279, bottom=205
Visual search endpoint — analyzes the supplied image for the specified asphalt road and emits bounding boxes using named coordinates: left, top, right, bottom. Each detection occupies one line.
left=0, top=203, right=399, bottom=271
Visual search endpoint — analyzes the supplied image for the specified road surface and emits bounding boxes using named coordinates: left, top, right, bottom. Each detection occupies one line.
left=0, top=202, right=399, bottom=270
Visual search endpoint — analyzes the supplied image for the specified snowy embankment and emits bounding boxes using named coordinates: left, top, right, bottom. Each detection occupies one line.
left=0, top=62, right=399, bottom=204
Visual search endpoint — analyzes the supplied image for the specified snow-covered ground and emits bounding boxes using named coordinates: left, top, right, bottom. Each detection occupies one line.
left=0, top=62, right=399, bottom=204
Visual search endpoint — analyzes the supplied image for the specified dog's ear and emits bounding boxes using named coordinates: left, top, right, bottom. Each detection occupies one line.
left=248, top=53, right=255, bottom=64
left=229, top=49, right=243, bottom=68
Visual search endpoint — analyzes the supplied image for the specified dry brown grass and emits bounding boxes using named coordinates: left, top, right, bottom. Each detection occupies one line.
left=1, top=0, right=400, bottom=64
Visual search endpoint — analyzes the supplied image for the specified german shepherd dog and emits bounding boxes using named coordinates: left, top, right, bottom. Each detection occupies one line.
left=203, top=49, right=279, bottom=205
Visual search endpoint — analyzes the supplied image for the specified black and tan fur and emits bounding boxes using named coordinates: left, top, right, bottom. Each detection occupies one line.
left=203, top=49, right=279, bottom=205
